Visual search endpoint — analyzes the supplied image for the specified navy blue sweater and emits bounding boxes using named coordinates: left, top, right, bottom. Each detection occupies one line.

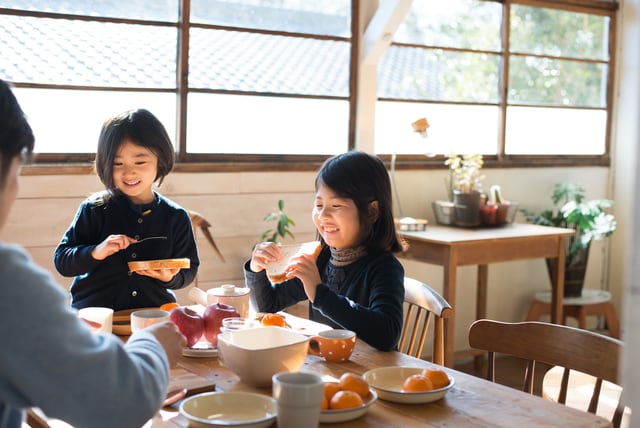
left=244, top=246, right=404, bottom=351
left=54, top=191, right=199, bottom=310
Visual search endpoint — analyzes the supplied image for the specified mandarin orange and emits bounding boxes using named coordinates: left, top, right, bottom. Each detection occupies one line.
left=261, top=313, right=287, bottom=327
left=324, top=382, right=341, bottom=402
left=329, top=390, right=364, bottom=410
left=422, top=368, right=450, bottom=389
left=321, top=396, right=329, bottom=410
left=402, top=374, right=434, bottom=392
left=338, top=372, right=370, bottom=399
left=160, top=302, right=180, bottom=312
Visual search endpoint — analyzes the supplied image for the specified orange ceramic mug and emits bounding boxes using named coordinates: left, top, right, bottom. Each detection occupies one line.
left=308, top=329, right=356, bottom=363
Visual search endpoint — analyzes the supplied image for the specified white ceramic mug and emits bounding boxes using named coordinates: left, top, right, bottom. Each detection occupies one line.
left=272, top=372, right=323, bottom=428
left=130, top=309, right=170, bottom=333
left=78, top=307, right=113, bottom=334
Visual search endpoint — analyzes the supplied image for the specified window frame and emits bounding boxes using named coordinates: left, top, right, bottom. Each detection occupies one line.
left=2, top=0, right=619, bottom=175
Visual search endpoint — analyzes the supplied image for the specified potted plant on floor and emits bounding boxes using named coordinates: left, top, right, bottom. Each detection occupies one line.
left=521, top=182, right=616, bottom=297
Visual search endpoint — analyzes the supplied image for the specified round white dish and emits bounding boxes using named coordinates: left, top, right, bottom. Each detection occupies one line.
left=362, top=366, right=454, bottom=404
left=179, top=391, right=277, bottom=428
left=320, top=389, right=377, bottom=423
left=183, top=340, right=218, bottom=358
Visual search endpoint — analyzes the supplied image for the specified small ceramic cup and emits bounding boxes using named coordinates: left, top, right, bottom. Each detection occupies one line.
left=272, top=372, right=324, bottom=428
left=130, top=309, right=170, bottom=333
left=78, top=307, right=113, bottom=334
left=308, top=329, right=356, bottom=363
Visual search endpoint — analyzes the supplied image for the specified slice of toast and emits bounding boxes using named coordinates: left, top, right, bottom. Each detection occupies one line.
left=266, top=241, right=322, bottom=284
left=128, top=258, right=191, bottom=272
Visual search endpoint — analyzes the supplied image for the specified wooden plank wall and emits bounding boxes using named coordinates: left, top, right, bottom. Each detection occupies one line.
left=7, top=171, right=318, bottom=305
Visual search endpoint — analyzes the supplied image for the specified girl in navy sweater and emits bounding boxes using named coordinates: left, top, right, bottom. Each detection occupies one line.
left=245, top=151, right=404, bottom=351
left=55, top=109, right=199, bottom=310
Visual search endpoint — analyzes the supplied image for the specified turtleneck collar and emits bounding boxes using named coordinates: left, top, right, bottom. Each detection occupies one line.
left=329, top=245, right=367, bottom=267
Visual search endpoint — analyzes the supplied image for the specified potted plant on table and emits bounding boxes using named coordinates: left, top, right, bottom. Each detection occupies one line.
left=521, top=182, right=616, bottom=297
left=445, top=153, right=485, bottom=227
left=260, top=199, right=295, bottom=243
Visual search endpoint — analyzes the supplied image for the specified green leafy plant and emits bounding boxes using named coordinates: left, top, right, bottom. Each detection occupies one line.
left=521, top=182, right=616, bottom=267
left=261, top=199, right=295, bottom=243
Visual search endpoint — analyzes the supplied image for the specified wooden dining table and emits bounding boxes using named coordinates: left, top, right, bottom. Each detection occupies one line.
left=397, top=223, right=574, bottom=367
left=141, top=313, right=610, bottom=428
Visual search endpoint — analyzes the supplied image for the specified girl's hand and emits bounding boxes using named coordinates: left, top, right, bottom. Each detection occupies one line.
left=250, top=242, right=281, bottom=273
left=285, top=254, right=322, bottom=302
left=92, top=234, right=135, bottom=260
left=134, top=268, right=180, bottom=282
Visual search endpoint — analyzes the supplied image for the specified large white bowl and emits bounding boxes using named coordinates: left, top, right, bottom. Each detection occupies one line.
left=363, top=366, right=454, bottom=404
left=179, top=391, right=277, bottom=428
left=217, top=326, right=309, bottom=387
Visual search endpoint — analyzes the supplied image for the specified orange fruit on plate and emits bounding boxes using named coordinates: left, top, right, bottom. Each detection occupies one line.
left=329, top=390, right=364, bottom=410
left=261, top=313, right=287, bottom=327
left=321, top=396, right=329, bottom=410
left=324, top=382, right=341, bottom=402
left=160, top=302, right=180, bottom=312
left=402, top=374, right=434, bottom=392
left=422, top=368, right=450, bottom=389
left=338, top=372, right=370, bottom=399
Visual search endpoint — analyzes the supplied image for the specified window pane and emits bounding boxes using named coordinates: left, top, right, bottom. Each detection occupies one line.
left=191, top=0, right=350, bottom=37
left=508, top=56, right=607, bottom=107
left=394, top=0, right=501, bottom=51
left=0, top=0, right=178, bottom=21
left=511, top=5, right=609, bottom=61
left=187, top=93, right=348, bottom=155
left=1, top=15, right=177, bottom=87
left=189, top=29, right=350, bottom=96
left=13, top=88, right=176, bottom=153
left=375, top=101, right=499, bottom=156
left=379, top=46, right=499, bottom=103
left=505, top=107, right=606, bottom=155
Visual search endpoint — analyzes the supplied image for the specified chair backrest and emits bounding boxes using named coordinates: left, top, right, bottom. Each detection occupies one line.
left=26, top=408, right=52, bottom=428
left=468, top=319, right=625, bottom=427
left=398, top=277, right=452, bottom=364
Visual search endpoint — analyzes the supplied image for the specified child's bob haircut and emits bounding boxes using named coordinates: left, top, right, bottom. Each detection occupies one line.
left=315, top=151, right=402, bottom=253
left=95, top=108, right=175, bottom=194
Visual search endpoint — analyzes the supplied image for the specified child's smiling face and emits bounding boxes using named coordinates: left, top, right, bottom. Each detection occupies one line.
left=112, top=139, right=158, bottom=204
left=312, top=183, right=362, bottom=249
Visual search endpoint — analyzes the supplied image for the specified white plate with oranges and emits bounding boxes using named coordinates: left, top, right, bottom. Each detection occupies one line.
left=362, top=366, right=454, bottom=404
left=320, top=372, right=378, bottom=423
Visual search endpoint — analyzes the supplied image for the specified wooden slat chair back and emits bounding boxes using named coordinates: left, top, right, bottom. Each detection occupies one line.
left=468, top=319, right=625, bottom=428
left=398, top=277, right=452, bottom=365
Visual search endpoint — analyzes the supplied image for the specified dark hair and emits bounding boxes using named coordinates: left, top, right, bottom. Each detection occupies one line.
left=95, top=108, right=175, bottom=193
left=315, top=151, right=402, bottom=253
left=0, top=80, right=35, bottom=186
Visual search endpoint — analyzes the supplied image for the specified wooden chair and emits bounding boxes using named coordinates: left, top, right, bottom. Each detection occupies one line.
left=25, top=408, right=52, bottom=428
left=398, top=277, right=452, bottom=365
left=468, top=319, right=626, bottom=428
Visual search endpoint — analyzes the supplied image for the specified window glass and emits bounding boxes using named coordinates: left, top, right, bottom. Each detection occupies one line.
left=510, top=5, right=609, bottom=61
left=190, top=0, right=351, bottom=37
left=189, top=29, right=350, bottom=96
left=1, top=15, right=177, bottom=88
left=505, top=107, right=606, bottom=155
left=379, top=46, right=500, bottom=103
left=393, top=0, right=501, bottom=51
left=0, top=0, right=178, bottom=21
left=375, top=102, right=499, bottom=156
left=508, top=57, right=607, bottom=107
left=13, top=88, right=177, bottom=153
left=187, top=93, right=348, bottom=155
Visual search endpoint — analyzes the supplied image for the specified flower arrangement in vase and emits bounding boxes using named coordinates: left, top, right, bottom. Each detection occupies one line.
left=444, top=153, right=484, bottom=226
